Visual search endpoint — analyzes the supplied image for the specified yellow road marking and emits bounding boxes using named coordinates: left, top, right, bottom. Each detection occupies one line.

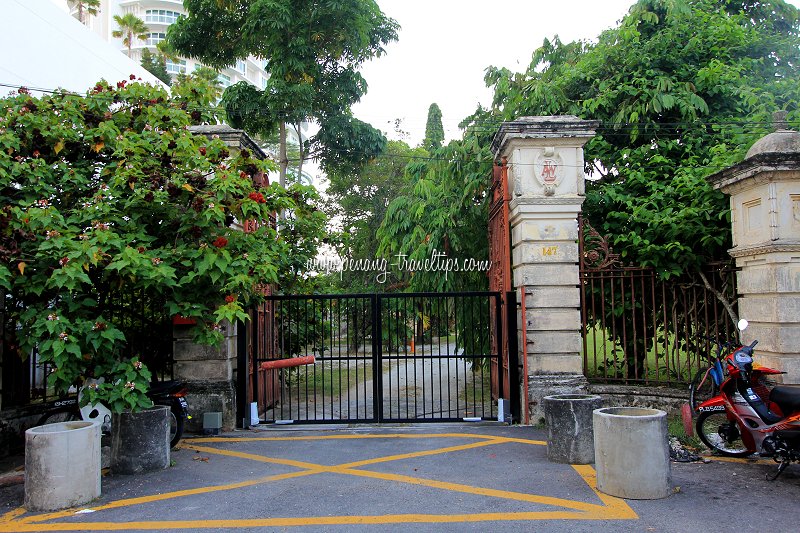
left=705, top=456, right=773, bottom=465
left=187, top=441, right=606, bottom=512
left=0, top=508, right=25, bottom=523
left=0, top=511, right=631, bottom=532
left=17, top=469, right=323, bottom=525
left=571, top=465, right=639, bottom=519
left=4, top=432, right=637, bottom=530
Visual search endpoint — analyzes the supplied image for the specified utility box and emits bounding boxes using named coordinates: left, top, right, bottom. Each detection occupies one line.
left=202, top=412, right=223, bottom=435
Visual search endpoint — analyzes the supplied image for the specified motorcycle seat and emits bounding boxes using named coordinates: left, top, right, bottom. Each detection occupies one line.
left=769, top=386, right=800, bottom=413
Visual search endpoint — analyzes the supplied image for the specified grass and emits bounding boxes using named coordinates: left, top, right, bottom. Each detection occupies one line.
left=667, top=413, right=702, bottom=449
left=291, top=362, right=373, bottom=398
left=581, top=324, right=701, bottom=384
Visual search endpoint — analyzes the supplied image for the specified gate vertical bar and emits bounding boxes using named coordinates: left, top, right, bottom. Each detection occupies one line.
left=495, top=292, right=504, bottom=415
left=371, top=294, right=382, bottom=422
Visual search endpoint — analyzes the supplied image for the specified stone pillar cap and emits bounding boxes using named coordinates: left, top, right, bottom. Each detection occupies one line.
left=491, top=115, right=600, bottom=157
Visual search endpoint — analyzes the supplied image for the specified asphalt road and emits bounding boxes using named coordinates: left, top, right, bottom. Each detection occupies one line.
left=1, top=424, right=799, bottom=532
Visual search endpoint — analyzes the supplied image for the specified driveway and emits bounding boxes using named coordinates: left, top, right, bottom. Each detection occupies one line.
left=1, top=424, right=799, bottom=532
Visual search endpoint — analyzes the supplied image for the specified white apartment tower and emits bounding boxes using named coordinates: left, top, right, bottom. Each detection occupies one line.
left=65, top=0, right=269, bottom=89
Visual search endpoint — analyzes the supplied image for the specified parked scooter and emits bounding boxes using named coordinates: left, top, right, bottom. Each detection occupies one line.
left=695, top=319, right=800, bottom=479
left=38, top=380, right=191, bottom=448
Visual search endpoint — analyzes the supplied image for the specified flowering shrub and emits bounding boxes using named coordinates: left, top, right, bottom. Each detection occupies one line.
left=0, top=79, right=325, bottom=412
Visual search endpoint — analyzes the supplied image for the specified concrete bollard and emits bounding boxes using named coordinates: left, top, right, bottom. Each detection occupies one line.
left=593, top=407, right=671, bottom=499
left=543, top=394, right=603, bottom=464
left=111, top=405, right=170, bottom=475
left=25, top=421, right=101, bottom=511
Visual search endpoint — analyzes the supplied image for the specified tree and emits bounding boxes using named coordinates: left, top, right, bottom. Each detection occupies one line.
left=377, top=137, right=492, bottom=294
left=422, top=103, right=444, bottom=152
left=166, top=0, right=399, bottom=186
left=140, top=48, right=171, bottom=86
left=326, top=140, right=426, bottom=292
left=112, top=13, right=148, bottom=56
left=0, top=79, right=325, bottom=412
left=478, top=0, right=800, bottom=275
left=473, top=0, right=800, bottom=379
left=68, top=0, right=100, bottom=24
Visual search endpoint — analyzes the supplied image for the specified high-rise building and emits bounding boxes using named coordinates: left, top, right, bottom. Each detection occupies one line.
left=64, top=0, right=269, bottom=89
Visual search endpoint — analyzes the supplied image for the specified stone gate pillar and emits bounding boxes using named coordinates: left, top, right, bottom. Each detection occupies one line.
left=707, top=113, right=800, bottom=383
left=491, top=116, right=599, bottom=422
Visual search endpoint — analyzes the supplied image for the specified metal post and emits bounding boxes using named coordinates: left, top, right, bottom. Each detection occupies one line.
left=495, top=292, right=504, bottom=411
left=371, top=294, right=382, bottom=422
left=506, top=290, right=521, bottom=424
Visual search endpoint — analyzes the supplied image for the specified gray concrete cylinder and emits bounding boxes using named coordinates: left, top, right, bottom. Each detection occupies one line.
left=543, top=394, right=603, bottom=464
left=593, top=407, right=671, bottom=499
left=24, top=421, right=101, bottom=511
left=111, top=405, right=170, bottom=475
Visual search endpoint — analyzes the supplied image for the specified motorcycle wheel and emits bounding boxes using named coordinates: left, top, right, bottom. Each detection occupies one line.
left=689, top=369, right=719, bottom=416
left=157, top=403, right=184, bottom=448
left=696, top=411, right=753, bottom=457
left=37, top=406, right=81, bottom=426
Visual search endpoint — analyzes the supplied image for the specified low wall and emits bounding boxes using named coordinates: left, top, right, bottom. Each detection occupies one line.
left=0, top=405, right=48, bottom=458
left=587, top=384, right=689, bottom=415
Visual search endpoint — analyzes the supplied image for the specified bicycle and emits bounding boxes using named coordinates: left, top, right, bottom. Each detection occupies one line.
left=688, top=337, right=735, bottom=415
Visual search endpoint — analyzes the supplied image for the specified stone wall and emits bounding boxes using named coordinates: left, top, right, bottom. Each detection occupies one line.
left=706, top=119, right=800, bottom=384
left=0, top=406, right=45, bottom=458
left=173, top=321, right=239, bottom=432
left=588, top=384, right=689, bottom=416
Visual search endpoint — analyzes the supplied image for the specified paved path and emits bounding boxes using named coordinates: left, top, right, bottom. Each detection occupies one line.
left=263, top=341, right=494, bottom=422
left=2, top=424, right=800, bottom=532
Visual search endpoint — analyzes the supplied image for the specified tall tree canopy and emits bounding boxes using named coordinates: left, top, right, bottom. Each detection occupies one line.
left=167, top=0, right=399, bottom=186
left=326, top=140, right=427, bottom=291
left=472, top=0, right=800, bottom=276
left=69, top=0, right=100, bottom=24
left=378, top=135, right=492, bottom=292
left=422, top=103, right=445, bottom=151
left=379, top=0, right=800, bottom=292
left=140, top=48, right=171, bottom=86
left=112, top=13, right=148, bottom=55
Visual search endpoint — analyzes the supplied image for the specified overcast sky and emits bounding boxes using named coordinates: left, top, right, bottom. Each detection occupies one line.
left=352, top=0, right=800, bottom=146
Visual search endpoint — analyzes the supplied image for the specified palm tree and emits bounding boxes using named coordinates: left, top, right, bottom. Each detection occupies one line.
left=112, top=14, right=149, bottom=55
left=68, top=0, right=100, bottom=25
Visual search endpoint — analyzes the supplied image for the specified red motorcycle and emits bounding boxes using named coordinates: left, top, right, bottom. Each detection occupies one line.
left=696, top=320, right=800, bottom=479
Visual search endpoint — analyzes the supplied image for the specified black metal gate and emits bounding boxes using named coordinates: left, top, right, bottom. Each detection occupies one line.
left=245, top=292, right=511, bottom=424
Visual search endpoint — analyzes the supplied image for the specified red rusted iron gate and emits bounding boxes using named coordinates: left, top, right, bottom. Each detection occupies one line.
left=487, top=159, right=521, bottom=420
left=579, top=216, right=738, bottom=387
left=238, top=291, right=520, bottom=425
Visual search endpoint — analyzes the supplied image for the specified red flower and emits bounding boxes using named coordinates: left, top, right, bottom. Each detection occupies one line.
left=59, top=257, right=69, bottom=267
left=198, top=147, right=207, bottom=156
left=248, top=192, right=265, bottom=204
left=129, top=74, right=136, bottom=80
left=225, top=295, right=236, bottom=304
left=212, top=237, right=228, bottom=248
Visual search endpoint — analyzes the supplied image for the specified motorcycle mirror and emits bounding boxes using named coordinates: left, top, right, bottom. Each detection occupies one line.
left=738, top=319, right=749, bottom=331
